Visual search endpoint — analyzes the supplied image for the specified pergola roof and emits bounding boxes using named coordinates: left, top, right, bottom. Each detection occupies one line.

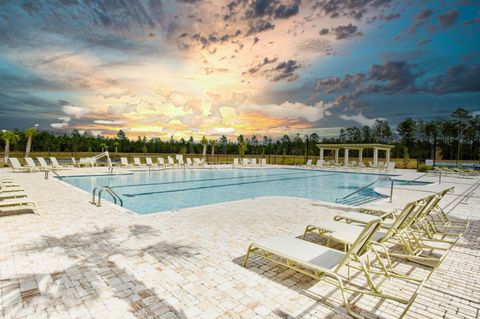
left=316, top=143, right=395, bottom=150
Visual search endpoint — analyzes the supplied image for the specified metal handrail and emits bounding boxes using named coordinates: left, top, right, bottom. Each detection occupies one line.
left=337, top=176, right=391, bottom=202
left=91, top=186, right=123, bottom=207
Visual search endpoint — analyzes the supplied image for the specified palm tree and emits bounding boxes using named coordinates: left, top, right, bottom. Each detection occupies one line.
left=201, top=136, right=208, bottom=159
left=210, top=139, right=217, bottom=157
left=113, top=141, right=120, bottom=153
left=1, top=131, right=20, bottom=163
left=100, top=143, right=108, bottom=152
left=24, top=127, right=37, bottom=157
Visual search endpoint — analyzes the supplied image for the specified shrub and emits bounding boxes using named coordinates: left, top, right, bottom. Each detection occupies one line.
left=418, top=164, right=434, bottom=172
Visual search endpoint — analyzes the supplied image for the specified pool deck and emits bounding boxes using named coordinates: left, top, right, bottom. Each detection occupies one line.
left=1, top=166, right=479, bottom=319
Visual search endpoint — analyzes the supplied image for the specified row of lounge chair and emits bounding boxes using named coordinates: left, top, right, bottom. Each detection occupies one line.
left=0, top=177, right=36, bottom=214
left=232, top=158, right=267, bottom=167
left=302, top=159, right=396, bottom=172
left=434, top=166, right=480, bottom=177
left=244, top=187, right=467, bottom=318
left=8, top=157, right=64, bottom=173
left=119, top=156, right=208, bottom=169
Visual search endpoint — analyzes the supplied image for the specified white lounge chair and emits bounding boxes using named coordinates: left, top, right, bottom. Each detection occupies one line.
left=71, top=157, right=80, bottom=167
left=244, top=218, right=424, bottom=318
left=133, top=157, right=143, bottom=167
left=242, top=158, right=250, bottom=166
left=24, top=157, right=40, bottom=172
left=315, top=160, right=324, bottom=168
left=233, top=158, right=240, bottom=167
left=304, top=159, right=313, bottom=167
left=120, top=157, right=129, bottom=167
left=37, top=157, right=51, bottom=171
left=48, top=157, right=60, bottom=169
left=386, top=162, right=396, bottom=172
left=167, top=156, right=175, bottom=167
left=8, top=158, right=28, bottom=173
left=186, top=158, right=193, bottom=168
left=145, top=157, right=154, bottom=166
left=260, top=158, right=267, bottom=166
left=0, top=197, right=36, bottom=211
left=251, top=158, right=257, bottom=166
left=157, top=157, right=166, bottom=168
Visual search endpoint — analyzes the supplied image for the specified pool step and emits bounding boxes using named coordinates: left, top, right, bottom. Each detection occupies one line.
left=336, top=189, right=386, bottom=206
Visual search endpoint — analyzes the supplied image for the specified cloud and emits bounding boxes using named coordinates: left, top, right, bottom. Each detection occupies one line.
left=416, top=39, right=431, bottom=46
left=319, top=28, right=329, bottom=35
left=246, top=20, right=275, bottom=36
left=340, top=113, right=386, bottom=126
left=438, top=10, right=459, bottom=29
left=93, top=120, right=127, bottom=125
left=405, top=9, right=433, bottom=35
left=240, top=100, right=334, bottom=122
left=50, top=116, right=71, bottom=129
left=63, top=105, right=88, bottom=119
left=427, top=64, right=480, bottom=94
left=270, top=60, right=301, bottom=82
left=210, top=127, right=236, bottom=135
left=332, top=23, right=362, bottom=40
left=274, top=3, right=300, bottom=19
left=312, top=0, right=393, bottom=20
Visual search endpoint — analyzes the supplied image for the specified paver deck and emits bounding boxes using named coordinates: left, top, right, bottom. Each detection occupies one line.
left=1, top=166, right=479, bottom=319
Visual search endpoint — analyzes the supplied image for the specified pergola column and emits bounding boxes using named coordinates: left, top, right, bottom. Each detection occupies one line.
left=359, top=149, right=363, bottom=165
left=386, top=149, right=391, bottom=164
left=373, top=148, right=378, bottom=166
left=335, top=149, right=339, bottom=164
left=344, top=148, right=349, bottom=166
left=319, top=148, right=324, bottom=162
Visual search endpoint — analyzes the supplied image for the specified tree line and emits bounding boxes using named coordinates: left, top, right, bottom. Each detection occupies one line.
left=1, top=108, right=479, bottom=161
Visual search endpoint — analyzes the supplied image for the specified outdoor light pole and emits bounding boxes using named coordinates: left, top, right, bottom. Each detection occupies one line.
left=305, top=135, right=309, bottom=164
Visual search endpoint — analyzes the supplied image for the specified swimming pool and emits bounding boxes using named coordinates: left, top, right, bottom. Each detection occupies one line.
left=60, top=168, right=423, bottom=214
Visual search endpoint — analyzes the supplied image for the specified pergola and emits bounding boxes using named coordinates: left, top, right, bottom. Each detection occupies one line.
left=316, top=143, right=395, bottom=166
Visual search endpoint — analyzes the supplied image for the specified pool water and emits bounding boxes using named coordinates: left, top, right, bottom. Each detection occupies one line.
left=60, top=168, right=423, bottom=214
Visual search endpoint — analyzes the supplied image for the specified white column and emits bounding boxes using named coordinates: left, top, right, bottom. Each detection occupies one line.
left=373, top=148, right=378, bottom=166
left=319, top=148, right=324, bottom=162
left=344, top=148, right=349, bottom=166
left=359, top=149, right=363, bottom=165
left=386, top=149, right=391, bottom=164
left=335, top=149, right=339, bottom=164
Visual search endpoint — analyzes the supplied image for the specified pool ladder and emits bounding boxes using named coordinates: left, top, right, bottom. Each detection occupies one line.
left=91, top=186, right=123, bottom=207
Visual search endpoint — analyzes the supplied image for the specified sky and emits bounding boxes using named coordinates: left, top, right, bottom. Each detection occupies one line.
left=0, top=0, right=479, bottom=139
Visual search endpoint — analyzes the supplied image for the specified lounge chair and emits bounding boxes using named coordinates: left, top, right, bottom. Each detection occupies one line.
left=232, top=157, right=240, bottom=167
left=260, top=158, right=266, bottom=166
left=167, top=156, right=175, bottom=167
left=178, top=157, right=185, bottom=167
left=186, top=158, right=193, bottom=168
left=242, top=158, right=250, bottom=166
left=145, top=157, right=154, bottom=166
left=315, top=160, right=324, bottom=168
left=157, top=157, right=166, bottom=168
left=0, top=183, right=24, bottom=193
left=37, top=157, right=51, bottom=171
left=71, top=157, right=80, bottom=167
left=8, top=158, right=29, bottom=173
left=251, top=158, right=257, bottom=166
left=24, top=157, right=40, bottom=172
left=133, top=157, right=143, bottom=167
left=304, top=159, right=313, bottom=167
left=49, top=157, right=64, bottom=169
left=119, top=157, right=129, bottom=167
left=0, top=197, right=36, bottom=211
left=244, top=218, right=423, bottom=318
left=0, top=185, right=27, bottom=199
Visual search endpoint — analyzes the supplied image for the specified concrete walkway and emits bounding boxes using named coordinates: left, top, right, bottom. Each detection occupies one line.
left=1, top=167, right=479, bottom=318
